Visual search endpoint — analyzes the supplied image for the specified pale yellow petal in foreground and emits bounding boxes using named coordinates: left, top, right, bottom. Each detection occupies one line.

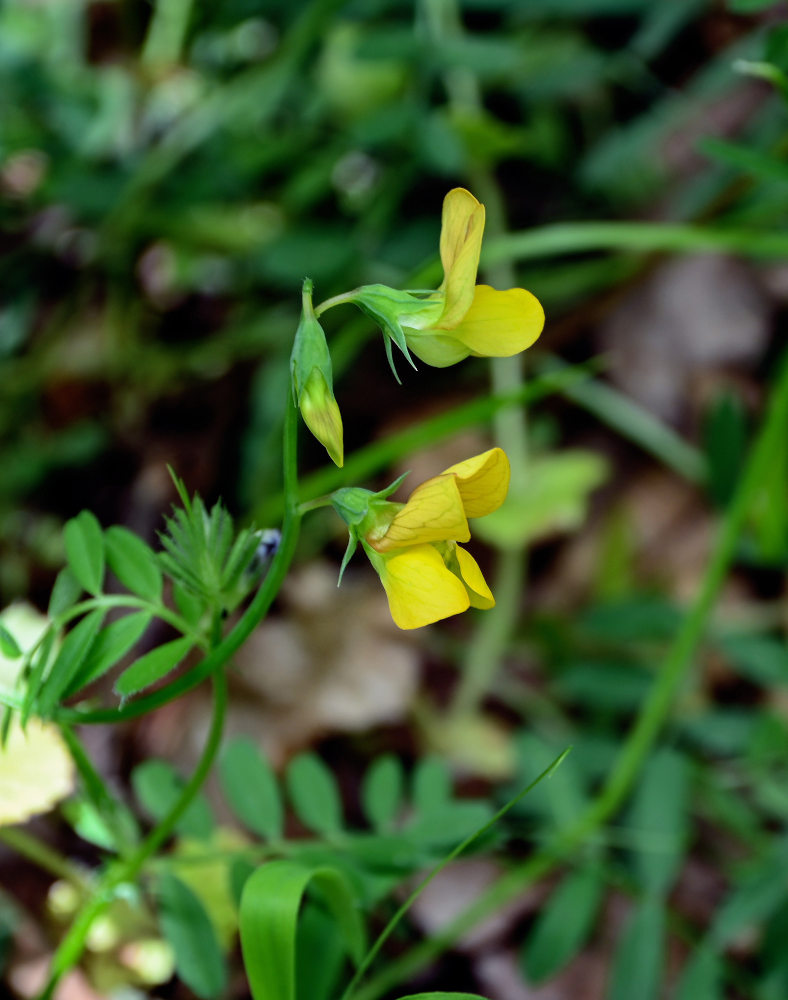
left=450, top=285, right=544, bottom=357
left=443, top=447, right=511, bottom=518
left=0, top=719, right=75, bottom=826
left=438, top=189, right=485, bottom=330
left=455, top=545, right=495, bottom=609
left=371, top=474, right=470, bottom=552
left=380, top=544, right=470, bottom=629
left=402, top=331, right=471, bottom=368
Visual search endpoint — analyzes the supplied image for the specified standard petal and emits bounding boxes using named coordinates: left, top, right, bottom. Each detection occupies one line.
left=449, top=284, right=544, bottom=357
left=455, top=545, right=495, bottom=610
left=442, top=447, right=510, bottom=518
left=370, top=474, right=470, bottom=551
left=376, top=544, right=470, bottom=629
left=438, top=189, right=485, bottom=330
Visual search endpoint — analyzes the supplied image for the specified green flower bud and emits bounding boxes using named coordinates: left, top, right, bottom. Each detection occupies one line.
left=291, top=278, right=344, bottom=467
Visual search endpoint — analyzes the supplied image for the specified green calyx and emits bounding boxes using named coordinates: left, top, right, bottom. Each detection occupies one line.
left=348, top=284, right=443, bottom=382
left=330, top=472, right=409, bottom=584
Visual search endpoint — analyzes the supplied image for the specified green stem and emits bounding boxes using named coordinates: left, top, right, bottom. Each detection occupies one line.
left=23, top=594, right=207, bottom=680
left=449, top=548, right=523, bottom=719
left=61, top=726, right=137, bottom=857
left=485, top=220, right=788, bottom=265
left=141, top=0, right=194, bottom=70
left=425, top=0, right=529, bottom=721
left=255, top=364, right=594, bottom=525
left=55, top=401, right=302, bottom=726
left=298, top=495, right=334, bottom=514
left=0, top=827, right=91, bottom=890
left=314, top=290, right=359, bottom=317
left=539, top=354, right=707, bottom=484
left=38, top=671, right=228, bottom=1000
left=353, top=351, right=788, bottom=1000
left=449, top=181, right=529, bottom=718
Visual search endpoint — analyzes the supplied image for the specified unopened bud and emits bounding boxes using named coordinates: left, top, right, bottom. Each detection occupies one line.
left=299, top=368, right=344, bottom=467
left=290, top=278, right=344, bottom=467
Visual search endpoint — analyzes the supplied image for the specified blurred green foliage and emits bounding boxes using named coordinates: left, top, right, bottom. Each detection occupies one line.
left=3, top=0, right=788, bottom=998
left=3, top=0, right=786, bottom=555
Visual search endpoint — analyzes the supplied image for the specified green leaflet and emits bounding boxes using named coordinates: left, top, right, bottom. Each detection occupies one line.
left=36, top=610, right=105, bottom=718
left=0, top=625, right=20, bottom=660
left=219, top=737, right=283, bottom=840
left=521, top=864, right=604, bottom=983
left=157, top=871, right=226, bottom=1000
left=105, top=526, right=163, bottom=601
left=48, top=567, right=83, bottom=618
left=63, top=510, right=105, bottom=596
left=361, top=754, right=404, bottom=831
left=607, top=897, right=665, bottom=1000
left=395, top=994, right=489, bottom=999
left=132, top=759, right=214, bottom=840
left=114, top=635, right=193, bottom=697
left=285, top=753, right=344, bottom=835
left=63, top=611, right=151, bottom=697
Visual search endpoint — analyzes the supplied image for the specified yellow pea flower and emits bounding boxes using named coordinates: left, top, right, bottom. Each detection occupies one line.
left=402, top=188, right=544, bottom=367
left=359, top=448, right=510, bottom=630
left=346, top=189, right=544, bottom=372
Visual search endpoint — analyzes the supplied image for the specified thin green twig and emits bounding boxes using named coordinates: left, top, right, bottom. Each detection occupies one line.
left=0, top=828, right=91, bottom=890
left=343, top=749, right=571, bottom=1000
left=423, top=0, right=531, bottom=723
left=61, top=726, right=138, bottom=857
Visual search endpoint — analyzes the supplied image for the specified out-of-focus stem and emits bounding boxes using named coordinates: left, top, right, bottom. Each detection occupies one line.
left=37, top=672, right=228, bottom=1000
left=0, top=828, right=90, bottom=890
left=423, top=0, right=530, bottom=721
left=142, top=0, right=194, bottom=71
left=61, top=726, right=137, bottom=857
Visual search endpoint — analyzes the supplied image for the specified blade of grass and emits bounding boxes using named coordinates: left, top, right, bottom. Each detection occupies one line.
left=538, top=355, right=707, bottom=484
left=485, top=221, right=788, bottom=265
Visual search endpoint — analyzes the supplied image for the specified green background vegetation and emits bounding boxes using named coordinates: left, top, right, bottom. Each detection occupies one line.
left=2, top=0, right=788, bottom=997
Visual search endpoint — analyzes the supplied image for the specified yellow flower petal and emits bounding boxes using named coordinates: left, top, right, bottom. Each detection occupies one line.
left=449, top=284, right=544, bottom=357
left=442, top=447, right=510, bottom=518
left=376, top=544, right=470, bottom=629
left=371, top=474, right=470, bottom=552
left=403, top=331, right=471, bottom=368
left=438, top=189, right=485, bottom=329
left=0, top=718, right=75, bottom=826
left=455, top=545, right=495, bottom=610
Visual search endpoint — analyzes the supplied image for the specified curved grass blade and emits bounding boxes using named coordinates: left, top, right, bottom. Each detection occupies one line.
left=240, top=861, right=365, bottom=1000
